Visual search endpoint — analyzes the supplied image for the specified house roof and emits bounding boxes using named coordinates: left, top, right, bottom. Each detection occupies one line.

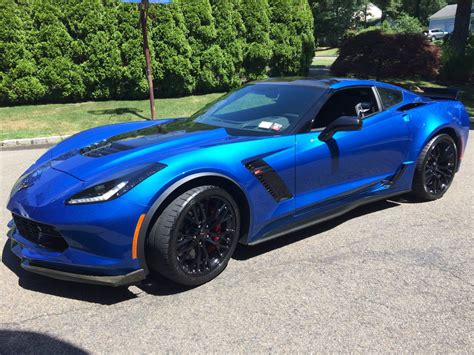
left=429, top=4, right=457, bottom=20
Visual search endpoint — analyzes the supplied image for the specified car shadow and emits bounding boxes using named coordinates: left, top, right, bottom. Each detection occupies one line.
left=1, top=242, right=191, bottom=305
left=2, top=197, right=409, bottom=302
left=87, top=107, right=149, bottom=120
left=0, top=330, right=87, bottom=354
left=233, top=198, right=402, bottom=261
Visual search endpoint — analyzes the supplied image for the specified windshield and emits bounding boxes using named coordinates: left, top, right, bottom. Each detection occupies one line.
left=192, top=84, right=326, bottom=135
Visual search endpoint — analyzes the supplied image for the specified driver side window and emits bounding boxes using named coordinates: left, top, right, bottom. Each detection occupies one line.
left=312, top=87, right=379, bottom=130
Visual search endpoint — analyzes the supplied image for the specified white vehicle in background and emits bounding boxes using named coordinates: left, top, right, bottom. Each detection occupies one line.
left=424, top=29, right=449, bottom=41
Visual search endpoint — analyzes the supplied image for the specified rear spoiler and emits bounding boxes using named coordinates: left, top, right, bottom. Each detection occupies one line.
left=420, top=87, right=460, bottom=100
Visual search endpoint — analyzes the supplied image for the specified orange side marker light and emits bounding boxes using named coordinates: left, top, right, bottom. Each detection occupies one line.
left=132, top=214, right=146, bottom=259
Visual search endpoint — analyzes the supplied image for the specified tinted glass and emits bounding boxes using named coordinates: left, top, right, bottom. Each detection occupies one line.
left=377, top=87, right=403, bottom=109
left=193, top=84, right=325, bottom=135
left=313, top=87, right=379, bottom=129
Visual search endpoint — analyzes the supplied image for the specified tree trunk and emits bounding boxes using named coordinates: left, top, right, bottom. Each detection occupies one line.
left=450, top=0, right=473, bottom=56
left=414, top=0, right=421, bottom=19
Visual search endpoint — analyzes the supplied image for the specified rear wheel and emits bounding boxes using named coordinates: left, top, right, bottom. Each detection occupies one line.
left=411, top=134, right=457, bottom=201
left=146, top=186, right=240, bottom=286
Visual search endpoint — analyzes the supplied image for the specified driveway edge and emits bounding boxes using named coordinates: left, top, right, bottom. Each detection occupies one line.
left=0, top=135, right=71, bottom=151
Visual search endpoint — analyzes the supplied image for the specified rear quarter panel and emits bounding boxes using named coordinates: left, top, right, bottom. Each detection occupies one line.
left=405, top=98, right=469, bottom=166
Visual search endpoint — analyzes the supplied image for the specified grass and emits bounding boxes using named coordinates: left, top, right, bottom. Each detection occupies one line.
left=311, top=57, right=337, bottom=67
left=313, top=47, right=338, bottom=67
left=0, top=78, right=471, bottom=141
left=315, top=47, right=339, bottom=56
left=0, top=93, right=223, bottom=140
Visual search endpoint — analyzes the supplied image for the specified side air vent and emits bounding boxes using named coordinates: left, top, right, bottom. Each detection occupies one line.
left=80, top=141, right=132, bottom=158
left=397, top=102, right=426, bottom=112
left=245, top=159, right=293, bottom=202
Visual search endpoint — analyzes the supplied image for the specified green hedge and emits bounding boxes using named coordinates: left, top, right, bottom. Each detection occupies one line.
left=0, top=0, right=314, bottom=105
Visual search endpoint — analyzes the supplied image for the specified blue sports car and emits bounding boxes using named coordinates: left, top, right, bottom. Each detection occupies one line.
left=6, top=78, right=470, bottom=287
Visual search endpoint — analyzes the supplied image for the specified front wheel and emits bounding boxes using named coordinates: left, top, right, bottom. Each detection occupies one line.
left=411, top=134, right=457, bottom=201
left=146, top=185, right=240, bottom=286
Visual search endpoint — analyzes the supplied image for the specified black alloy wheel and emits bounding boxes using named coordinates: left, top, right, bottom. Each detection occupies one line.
left=412, top=134, right=457, bottom=201
left=176, top=195, right=237, bottom=277
left=423, top=138, right=457, bottom=195
left=147, top=186, right=240, bottom=286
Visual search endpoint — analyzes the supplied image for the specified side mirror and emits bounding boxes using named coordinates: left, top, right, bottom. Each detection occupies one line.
left=318, top=116, right=362, bottom=142
left=355, top=102, right=372, bottom=119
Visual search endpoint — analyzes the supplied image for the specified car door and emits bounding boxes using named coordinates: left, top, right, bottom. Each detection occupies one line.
left=294, top=85, right=411, bottom=212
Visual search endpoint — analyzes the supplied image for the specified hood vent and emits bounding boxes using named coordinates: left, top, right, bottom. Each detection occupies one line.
left=80, top=141, right=132, bottom=158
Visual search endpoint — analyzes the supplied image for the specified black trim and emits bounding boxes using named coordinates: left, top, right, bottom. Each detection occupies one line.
left=420, top=87, right=460, bottom=100
left=294, top=179, right=383, bottom=217
left=12, top=214, right=68, bottom=252
left=20, top=260, right=146, bottom=287
left=397, top=103, right=426, bottom=112
left=383, top=163, right=409, bottom=186
left=245, top=159, right=293, bottom=202
left=248, top=190, right=410, bottom=246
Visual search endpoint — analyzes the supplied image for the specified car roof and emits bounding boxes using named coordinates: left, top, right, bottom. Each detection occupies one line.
left=254, top=77, right=404, bottom=91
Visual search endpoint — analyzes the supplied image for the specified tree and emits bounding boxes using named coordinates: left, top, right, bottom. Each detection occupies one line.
left=401, top=0, right=447, bottom=24
left=450, top=0, right=473, bottom=56
left=240, top=0, right=273, bottom=79
left=210, top=0, right=245, bottom=88
left=371, top=0, right=402, bottom=22
left=149, top=1, right=195, bottom=96
left=269, top=0, right=315, bottom=76
left=392, top=13, right=423, bottom=33
left=309, top=0, right=368, bottom=47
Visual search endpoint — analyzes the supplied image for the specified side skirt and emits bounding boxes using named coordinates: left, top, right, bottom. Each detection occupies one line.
left=247, top=190, right=410, bottom=246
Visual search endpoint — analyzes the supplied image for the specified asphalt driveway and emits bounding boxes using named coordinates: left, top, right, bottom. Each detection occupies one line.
left=0, top=138, right=472, bottom=353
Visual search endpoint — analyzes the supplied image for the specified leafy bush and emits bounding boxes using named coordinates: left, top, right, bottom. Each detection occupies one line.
left=269, top=0, right=315, bottom=76
left=392, top=13, right=423, bottom=34
left=345, top=14, right=423, bottom=42
left=0, top=0, right=315, bottom=105
left=440, top=34, right=474, bottom=82
left=331, top=30, right=441, bottom=79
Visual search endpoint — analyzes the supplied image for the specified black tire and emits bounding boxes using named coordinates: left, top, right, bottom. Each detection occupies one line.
left=146, top=185, right=240, bottom=286
left=411, top=134, right=457, bottom=201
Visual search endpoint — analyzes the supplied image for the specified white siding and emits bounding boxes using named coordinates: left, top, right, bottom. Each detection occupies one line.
left=429, top=18, right=456, bottom=32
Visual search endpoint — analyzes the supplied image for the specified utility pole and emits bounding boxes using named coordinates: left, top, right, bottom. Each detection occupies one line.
left=139, top=0, right=156, bottom=120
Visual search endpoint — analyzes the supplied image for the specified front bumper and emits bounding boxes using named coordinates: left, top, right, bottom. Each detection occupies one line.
left=7, top=227, right=147, bottom=287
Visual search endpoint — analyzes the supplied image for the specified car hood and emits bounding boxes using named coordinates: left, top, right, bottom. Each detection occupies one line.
left=47, top=118, right=266, bottom=181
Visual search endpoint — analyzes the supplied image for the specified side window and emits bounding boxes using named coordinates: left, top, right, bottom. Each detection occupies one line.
left=312, top=87, right=379, bottom=129
left=377, top=87, right=403, bottom=109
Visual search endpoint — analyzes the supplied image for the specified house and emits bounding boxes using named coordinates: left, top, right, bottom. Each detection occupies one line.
left=355, top=3, right=383, bottom=25
left=429, top=4, right=474, bottom=33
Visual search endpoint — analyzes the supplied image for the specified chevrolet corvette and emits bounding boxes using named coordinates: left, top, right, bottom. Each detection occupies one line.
left=6, top=78, right=470, bottom=287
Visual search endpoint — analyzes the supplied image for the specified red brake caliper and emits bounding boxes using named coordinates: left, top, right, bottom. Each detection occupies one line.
left=207, top=224, right=221, bottom=254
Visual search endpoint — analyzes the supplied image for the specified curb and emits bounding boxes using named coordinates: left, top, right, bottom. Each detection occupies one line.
left=0, top=135, right=71, bottom=151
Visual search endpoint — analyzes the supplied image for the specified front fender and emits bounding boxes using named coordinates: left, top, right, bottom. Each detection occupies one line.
left=135, top=172, right=249, bottom=274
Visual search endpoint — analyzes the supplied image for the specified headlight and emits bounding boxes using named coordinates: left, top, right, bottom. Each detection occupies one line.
left=66, top=163, right=166, bottom=205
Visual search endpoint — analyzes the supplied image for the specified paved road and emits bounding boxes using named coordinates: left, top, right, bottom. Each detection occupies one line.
left=0, top=139, right=473, bottom=353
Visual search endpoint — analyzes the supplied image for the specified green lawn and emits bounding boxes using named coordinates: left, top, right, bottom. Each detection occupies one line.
left=0, top=93, right=223, bottom=140
left=1, top=79, right=472, bottom=141
left=315, top=47, right=339, bottom=56
left=311, top=57, right=337, bottom=67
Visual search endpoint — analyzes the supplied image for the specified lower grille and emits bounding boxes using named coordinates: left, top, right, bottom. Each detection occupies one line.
left=12, top=214, right=68, bottom=252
